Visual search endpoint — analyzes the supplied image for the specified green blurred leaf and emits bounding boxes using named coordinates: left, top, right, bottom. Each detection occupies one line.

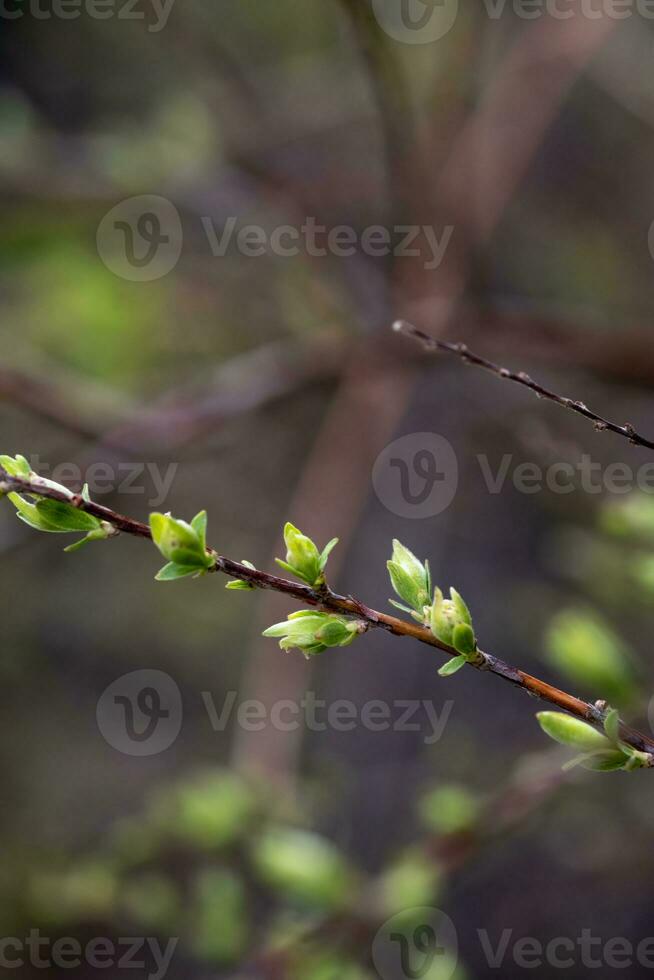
left=252, top=828, right=354, bottom=909
left=546, top=609, right=636, bottom=705
left=418, top=785, right=479, bottom=834
left=188, top=869, right=248, bottom=964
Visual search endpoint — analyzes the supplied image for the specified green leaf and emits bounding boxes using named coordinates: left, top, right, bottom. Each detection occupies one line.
left=0, top=454, right=32, bottom=478
left=262, top=611, right=362, bottom=657
left=149, top=512, right=213, bottom=569
left=390, top=540, right=427, bottom=586
left=388, top=599, right=416, bottom=616
left=438, top=655, right=467, bottom=677
left=190, top=510, right=208, bottom=550
left=63, top=527, right=111, bottom=553
left=9, top=493, right=59, bottom=531
left=578, top=750, right=629, bottom=772
left=35, top=499, right=102, bottom=532
left=386, top=540, right=430, bottom=614
left=318, top=537, right=339, bottom=571
left=155, top=562, right=203, bottom=581
left=603, top=708, right=620, bottom=744
left=430, top=585, right=476, bottom=650
left=274, top=558, right=301, bottom=578
left=452, top=623, right=476, bottom=656
left=276, top=523, right=323, bottom=586
left=450, top=588, right=472, bottom=626
left=537, top=712, right=611, bottom=752
left=387, top=562, right=430, bottom=615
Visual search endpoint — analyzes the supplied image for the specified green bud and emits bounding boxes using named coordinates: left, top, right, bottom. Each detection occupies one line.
left=150, top=510, right=214, bottom=580
left=251, top=828, right=353, bottom=908
left=262, top=610, right=363, bottom=658
left=431, top=586, right=476, bottom=651
left=275, top=523, right=338, bottom=586
left=538, top=712, right=651, bottom=773
left=0, top=454, right=32, bottom=479
left=377, top=848, right=441, bottom=917
left=418, top=784, right=479, bottom=834
left=537, top=712, right=612, bottom=752
left=386, top=540, right=431, bottom=618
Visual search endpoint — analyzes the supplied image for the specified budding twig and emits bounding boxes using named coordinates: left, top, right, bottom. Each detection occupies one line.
left=2, top=465, right=653, bottom=761
left=393, top=320, right=654, bottom=452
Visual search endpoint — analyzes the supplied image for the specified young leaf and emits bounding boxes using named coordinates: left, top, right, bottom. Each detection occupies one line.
left=63, top=527, right=112, bottom=553
left=438, top=655, right=467, bottom=677
left=149, top=512, right=214, bottom=571
left=578, top=750, right=629, bottom=772
left=603, top=708, right=620, bottom=744
left=35, top=499, right=102, bottom=532
left=318, top=537, right=339, bottom=572
left=452, top=623, right=476, bottom=656
left=155, top=562, right=203, bottom=582
left=274, top=523, right=325, bottom=586
left=190, top=510, right=208, bottom=551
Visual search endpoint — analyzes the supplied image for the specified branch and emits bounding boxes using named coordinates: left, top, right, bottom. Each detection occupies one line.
left=2, top=466, right=653, bottom=762
left=394, top=319, right=654, bottom=453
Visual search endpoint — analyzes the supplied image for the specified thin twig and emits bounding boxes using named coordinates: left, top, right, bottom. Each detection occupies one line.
left=3, top=466, right=653, bottom=760
left=394, top=319, right=654, bottom=453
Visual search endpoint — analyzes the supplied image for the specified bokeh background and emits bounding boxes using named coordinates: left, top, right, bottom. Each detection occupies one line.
left=3, top=1, right=654, bottom=977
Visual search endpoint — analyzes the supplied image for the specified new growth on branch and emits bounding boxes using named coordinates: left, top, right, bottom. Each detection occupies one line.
left=1, top=451, right=652, bottom=773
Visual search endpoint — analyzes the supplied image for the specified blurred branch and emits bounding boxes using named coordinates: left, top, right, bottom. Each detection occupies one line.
left=395, top=319, right=654, bottom=452
left=3, top=465, right=654, bottom=760
left=0, top=334, right=346, bottom=453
